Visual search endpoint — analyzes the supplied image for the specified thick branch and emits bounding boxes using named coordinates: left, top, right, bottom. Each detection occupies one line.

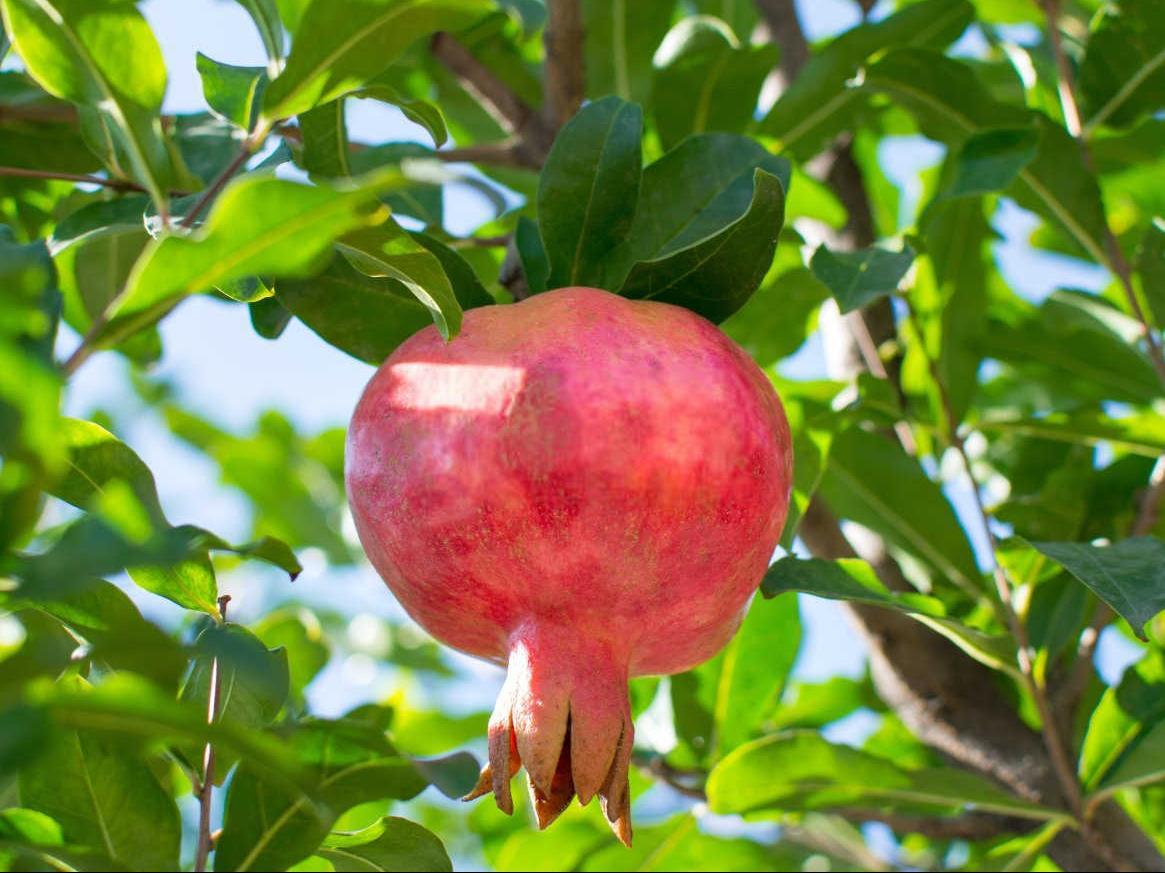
left=754, top=0, right=811, bottom=86
left=834, top=808, right=1037, bottom=841
left=541, top=0, right=585, bottom=129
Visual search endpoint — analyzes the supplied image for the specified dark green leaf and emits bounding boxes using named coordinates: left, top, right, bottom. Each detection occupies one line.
left=0, top=0, right=178, bottom=206
left=978, top=410, right=1165, bottom=458
left=262, top=0, right=491, bottom=121
left=299, top=99, right=351, bottom=177
left=197, top=53, right=267, bottom=130
left=410, top=751, right=480, bottom=799
left=351, top=81, right=448, bottom=148
left=538, top=96, right=643, bottom=290
left=609, top=133, right=790, bottom=287
left=946, top=126, right=1039, bottom=197
left=618, top=169, right=786, bottom=323
left=337, top=219, right=462, bottom=339
left=864, top=49, right=1112, bottom=268
left=651, top=17, right=776, bottom=151
left=97, top=171, right=398, bottom=351
left=51, top=418, right=165, bottom=522
left=233, top=0, right=284, bottom=67
left=515, top=215, right=548, bottom=296
left=1079, top=0, right=1165, bottom=131
left=252, top=608, right=330, bottom=703
left=761, top=556, right=945, bottom=616
left=818, top=427, right=983, bottom=596
left=7, top=579, right=187, bottom=689
left=707, top=731, right=1065, bottom=821
left=759, top=0, right=973, bottom=157
left=1079, top=649, right=1165, bottom=789
left=722, top=267, right=829, bottom=368
left=810, top=242, right=915, bottom=314
left=278, top=256, right=440, bottom=364
left=1136, top=218, right=1165, bottom=326
left=319, top=817, right=452, bottom=872
left=215, top=716, right=431, bottom=873
left=250, top=295, right=293, bottom=339
left=20, top=688, right=181, bottom=871
left=411, top=232, right=494, bottom=309
left=582, top=0, right=672, bottom=104
left=672, top=594, right=801, bottom=764
left=1032, top=537, right=1165, bottom=639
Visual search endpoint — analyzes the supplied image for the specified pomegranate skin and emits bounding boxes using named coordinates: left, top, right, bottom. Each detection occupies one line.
left=346, top=287, right=792, bottom=842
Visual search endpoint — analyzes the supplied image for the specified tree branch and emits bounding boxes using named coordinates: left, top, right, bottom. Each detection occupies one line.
left=765, top=2, right=1161, bottom=869
left=541, top=0, right=585, bottom=129
left=833, top=808, right=1037, bottom=841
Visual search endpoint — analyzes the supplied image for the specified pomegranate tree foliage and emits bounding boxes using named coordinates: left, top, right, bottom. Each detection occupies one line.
left=0, top=0, right=1164, bottom=869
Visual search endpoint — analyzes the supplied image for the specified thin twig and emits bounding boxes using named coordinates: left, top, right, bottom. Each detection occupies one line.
left=635, top=757, right=706, bottom=801
left=180, top=139, right=256, bottom=230
left=434, top=143, right=527, bottom=167
left=193, top=595, right=232, bottom=873
left=541, top=0, right=585, bottom=128
left=0, top=165, right=140, bottom=192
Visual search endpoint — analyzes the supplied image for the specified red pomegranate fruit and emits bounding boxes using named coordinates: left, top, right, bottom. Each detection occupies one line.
left=346, top=287, right=792, bottom=844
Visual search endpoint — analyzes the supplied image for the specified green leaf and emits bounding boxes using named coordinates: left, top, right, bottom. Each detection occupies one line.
left=759, top=0, right=974, bottom=157
left=197, top=52, right=267, bottom=130
left=0, top=808, right=118, bottom=872
left=20, top=691, right=181, bottom=871
left=54, top=227, right=159, bottom=365
left=1031, top=537, right=1165, bottom=640
left=863, top=49, right=1112, bottom=269
left=770, top=676, right=874, bottom=732
left=337, top=219, right=462, bottom=339
left=1136, top=218, right=1165, bottom=326
left=609, top=133, right=790, bottom=287
left=275, top=0, right=311, bottom=33
left=6, top=579, right=188, bottom=689
left=538, top=96, right=643, bottom=290
left=761, top=556, right=945, bottom=616
left=810, top=242, right=915, bottom=314
left=1092, top=721, right=1165, bottom=797
left=707, top=731, right=1065, bottom=822
left=233, top=0, right=284, bottom=67
left=905, top=191, right=989, bottom=427
left=981, top=290, right=1162, bottom=405
left=262, top=0, right=491, bottom=121
left=946, top=126, right=1039, bottom=197
left=650, top=16, right=776, bottom=151
left=351, top=80, right=448, bottom=148
left=278, top=255, right=441, bottom=364
left=250, top=295, right=293, bottom=339
left=582, top=0, right=672, bottom=104
left=1080, top=0, right=1165, bottom=132
left=51, top=418, right=166, bottom=522
left=722, top=267, right=829, bottom=368
left=1079, top=650, right=1165, bottom=789
left=184, top=623, right=290, bottom=732
left=27, top=673, right=308, bottom=788
left=618, top=169, right=786, bottom=323
left=98, top=171, right=397, bottom=351
left=0, top=0, right=177, bottom=207
left=319, top=817, right=452, bottom=872
left=978, top=410, right=1165, bottom=458
left=215, top=716, right=432, bottom=873
left=818, top=426, right=983, bottom=595
left=298, top=99, right=351, bottom=178
left=672, top=594, right=801, bottom=764
left=252, top=608, right=330, bottom=703
left=515, top=215, right=549, bottom=296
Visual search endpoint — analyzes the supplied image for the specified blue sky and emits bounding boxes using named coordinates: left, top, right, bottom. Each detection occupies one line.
left=50, top=0, right=1139, bottom=744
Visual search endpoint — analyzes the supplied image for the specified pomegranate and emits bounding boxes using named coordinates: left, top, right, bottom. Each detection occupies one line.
left=346, top=287, right=792, bottom=844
